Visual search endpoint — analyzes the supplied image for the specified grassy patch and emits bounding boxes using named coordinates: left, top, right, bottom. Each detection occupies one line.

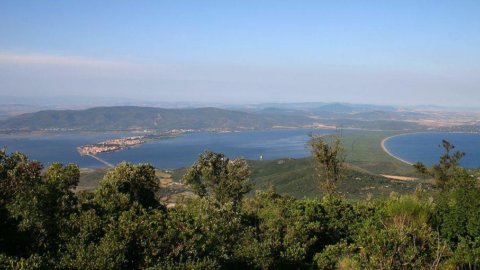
left=248, top=158, right=428, bottom=200
left=78, top=168, right=108, bottom=192
left=340, top=130, right=419, bottom=176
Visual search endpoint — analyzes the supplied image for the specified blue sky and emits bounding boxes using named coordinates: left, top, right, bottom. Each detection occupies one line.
left=0, top=1, right=479, bottom=106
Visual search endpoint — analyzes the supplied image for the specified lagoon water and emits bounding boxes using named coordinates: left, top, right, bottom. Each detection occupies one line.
left=0, top=129, right=335, bottom=169
left=0, top=132, right=132, bottom=168
left=2, top=130, right=480, bottom=169
left=384, top=132, right=480, bottom=168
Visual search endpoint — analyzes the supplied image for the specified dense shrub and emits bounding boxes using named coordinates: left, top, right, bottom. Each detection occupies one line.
left=1, top=149, right=480, bottom=269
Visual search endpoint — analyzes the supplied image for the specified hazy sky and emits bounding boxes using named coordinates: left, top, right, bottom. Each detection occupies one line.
left=1, top=1, right=479, bottom=106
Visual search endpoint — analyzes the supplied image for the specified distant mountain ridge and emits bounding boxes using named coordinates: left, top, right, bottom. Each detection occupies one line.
left=2, top=102, right=463, bottom=133
left=0, top=106, right=315, bottom=132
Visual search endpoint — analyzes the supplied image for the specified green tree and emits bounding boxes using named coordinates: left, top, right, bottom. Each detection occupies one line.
left=182, top=151, right=252, bottom=208
left=61, top=162, right=165, bottom=269
left=352, top=195, right=449, bottom=270
left=94, top=162, right=160, bottom=212
left=0, top=149, right=80, bottom=268
left=0, top=150, right=45, bottom=265
left=238, top=190, right=330, bottom=269
left=158, top=197, right=245, bottom=269
left=434, top=170, right=480, bottom=268
left=309, top=135, right=344, bottom=195
left=60, top=205, right=169, bottom=270
left=414, top=140, right=465, bottom=189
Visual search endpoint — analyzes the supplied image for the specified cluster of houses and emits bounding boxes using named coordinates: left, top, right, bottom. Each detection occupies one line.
left=77, top=136, right=145, bottom=155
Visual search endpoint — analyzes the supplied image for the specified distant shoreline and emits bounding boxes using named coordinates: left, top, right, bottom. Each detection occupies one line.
left=381, top=134, right=414, bottom=165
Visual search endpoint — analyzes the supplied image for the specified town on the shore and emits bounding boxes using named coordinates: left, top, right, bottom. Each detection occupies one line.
left=77, top=129, right=191, bottom=155
left=77, top=136, right=145, bottom=155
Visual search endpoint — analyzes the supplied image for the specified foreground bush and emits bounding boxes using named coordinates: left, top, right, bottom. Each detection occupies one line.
left=1, top=149, right=480, bottom=269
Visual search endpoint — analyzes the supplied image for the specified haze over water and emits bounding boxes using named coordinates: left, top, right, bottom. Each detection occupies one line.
left=1, top=1, right=479, bottom=107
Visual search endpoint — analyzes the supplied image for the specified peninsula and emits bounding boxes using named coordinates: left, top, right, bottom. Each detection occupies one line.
left=77, top=130, right=188, bottom=156
left=77, top=136, right=145, bottom=155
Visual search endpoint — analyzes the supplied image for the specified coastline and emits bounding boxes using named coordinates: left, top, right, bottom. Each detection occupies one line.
left=381, top=134, right=414, bottom=165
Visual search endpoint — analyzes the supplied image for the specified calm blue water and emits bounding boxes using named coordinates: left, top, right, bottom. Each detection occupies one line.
left=0, top=132, right=133, bottom=168
left=385, top=132, right=480, bottom=168
left=0, top=129, right=335, bottom=169
left=3, top=130, right=479, bottom=169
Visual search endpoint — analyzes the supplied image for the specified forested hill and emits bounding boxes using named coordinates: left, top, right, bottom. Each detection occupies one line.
left=0, top=106, right=315, bottom=132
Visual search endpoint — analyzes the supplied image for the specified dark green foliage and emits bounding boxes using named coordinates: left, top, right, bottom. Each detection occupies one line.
left=60, top=205, right=169, bottom=269
left=320, top=195, right=359, bottom=244
left=95, top=162, right=160, bottom=211
left=1, top=149, right=480, bottom=269
left=0, top=253, right=44, bottom=270
left=351, top=195, right=448, bottom=269
left=238, top=191, right=360, bottom=269
left=313, top=242, right=357, bottom=270
left=0, top=151, right=42, bottom=257
left=435, top=171, right=480, bottom=267
left=0, top=150, right=80, bottom=268
left=161, top=197, right=245, bottom=268
left=238, top=190, right=325, bottom=268
left=182, top=151, right=252, bottom=208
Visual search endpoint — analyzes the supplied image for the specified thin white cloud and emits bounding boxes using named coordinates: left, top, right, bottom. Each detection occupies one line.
left=0, top=52, right=135, bottom=70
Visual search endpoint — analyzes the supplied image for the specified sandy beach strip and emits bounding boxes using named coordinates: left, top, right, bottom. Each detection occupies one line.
left=380, top=174, right=418, bottom=181
left=381, top=134, right=414, bottom=165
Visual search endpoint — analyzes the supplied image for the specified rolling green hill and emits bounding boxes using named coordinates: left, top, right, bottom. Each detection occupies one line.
left=0, top=106, right=314, bottom=132
left=247, top=158, right=428, bottom=200
left=0, top=104, right=435, bottom=132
